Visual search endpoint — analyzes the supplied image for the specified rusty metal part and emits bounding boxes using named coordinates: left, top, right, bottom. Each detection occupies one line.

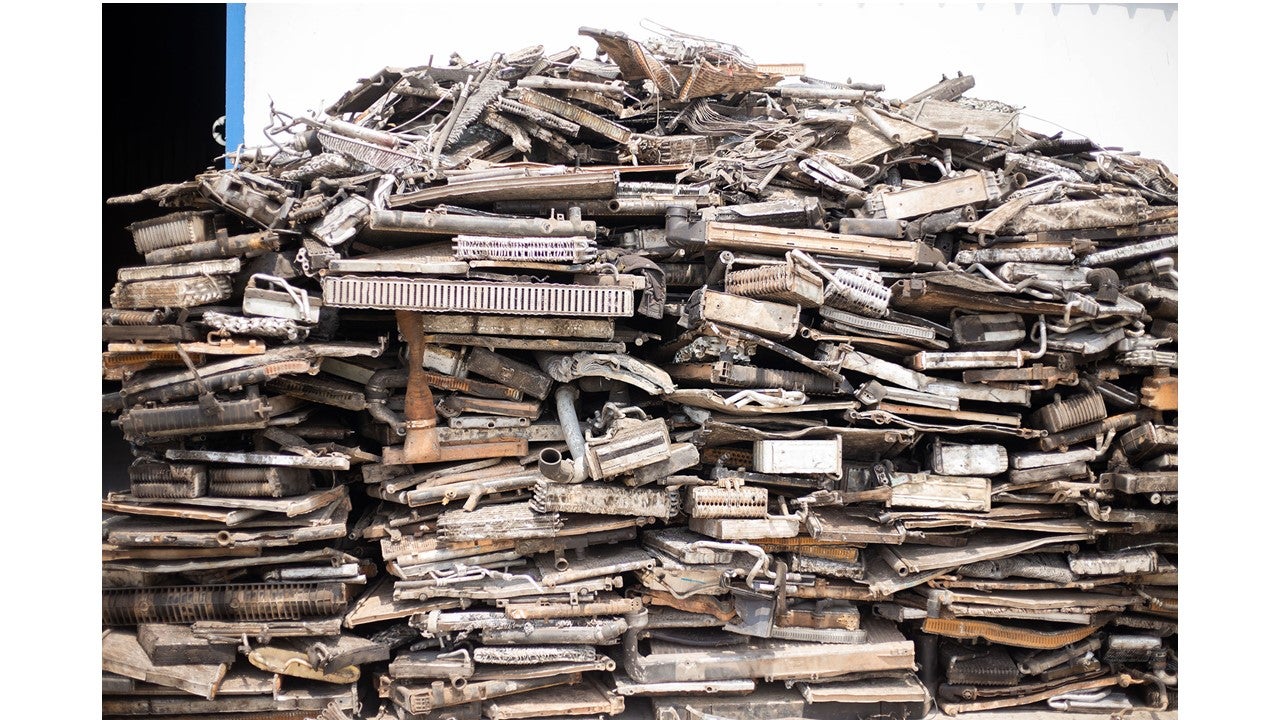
left=705, top=198, right=823, bottom=228
left=436, top=502, right=561, bottom=541
left=440, top=351, right=531, bottom=403
left=128, top=211, right=219, bottom=253
left=365, top=208, right=596, bottom=241
left=689, top=482, right=769, bottom=519
left=540, top=353, right=674, bottom=395
left=939, top=673, right=1126, bottom=715
left=111, top=275, right=234, bottom=310
left=266, top=374, right=368, bottom=410
left=505, top=596, right=642, bottom=619
left=103, top=582, right=347, bottom=625
left=696, top=217, right=944, bottom=268
left=886, top=472, right=991, bottom=512
left=484, top=678, right=623, bottom=719
left=117, top=258, right=241, bottom=283
left=164, top=448, right=351, bottom=470
left=391, top=674, right=579, bottom=715
left=1118, top=422, right=1179, bottom=461
left=688, top=514, right=801, bottom=541
left=683, top=288, right=800, bottom=341
left=474, top=617, right=629, bottom=645
left=931, top=441, right=1008, bottom=476
left=923, top=616, right=1109, bottom=649
left=839, top=217, right=911, bottom=238
left=576, top=412, right=667, bottom=477
left=1141, top=369, right=1178, bottom=410
left=102, top=308, right=176, bottom=326
left=208, top=466, right=312, bottom=498
left=115, top=393, right=274, bottom=441
left=422, top=335, right=624, bottom=353
left=757, top=537, right=862, bottom=562
left=944, top=646, right=1020, bottom=686
left=906, top=72, right=976, bottom=103
left=1030, top=392, right=1107, bottom=433
left=129, top=462, right=208, bottom=499
left=421, top=314, right=615, bottom=341
left=816, top=305, right=942, bottom=342
left=393, top=171, right=618, bottom=207
left=136, top=623, right=237, bottom=666
left=188, top=618, right=344, bottom=645
left=786, top=554, right=865, bottom=582
left=103, top=28, right=1179, bottom=716
left=438, top=396, right=540, bottom=420
left=865, top=171, right=1001, bottom=220
left=532, top=481, right=680, bottom=520
left=1102, top=470, right=1177, bottom=495
left=962, top=364, right=1079, bottom=389
left=1069, top=549, right=1160, bottom=576
left=534, top=546, right=656, bottom=587
left=247, top=645, right=359, bottom=684
left=666, top=362, right=843, bottom=397
left=102, top=629, right=228, bottom=700
left=1005, top=197, right=1149, bottom=235
left=910, top=98, right=1020, bottom=141
left=388, top=649, right=475, bottom=682
left=511, top=88, right=633, bottom=142
left=725, top=257, right=824, bottom=308
left=1038, top=409, right=1153, bottom=452
left=622, top=612, right=914, bottom=683
left=827, top=344, right=1030, bottom=405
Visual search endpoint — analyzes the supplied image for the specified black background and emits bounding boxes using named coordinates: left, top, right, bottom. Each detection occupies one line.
left=103, top=4, right=227, bottom=493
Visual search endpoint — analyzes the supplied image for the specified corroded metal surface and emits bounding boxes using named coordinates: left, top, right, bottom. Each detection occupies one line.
left=103, top=22, right=1176, bottom=720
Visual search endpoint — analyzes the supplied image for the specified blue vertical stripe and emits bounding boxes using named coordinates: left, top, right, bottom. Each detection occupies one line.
left=225, top=4, right=246, bottom=167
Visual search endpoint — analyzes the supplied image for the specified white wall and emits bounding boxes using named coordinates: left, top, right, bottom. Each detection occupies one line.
left=244, top=2, right=1178, bottom=170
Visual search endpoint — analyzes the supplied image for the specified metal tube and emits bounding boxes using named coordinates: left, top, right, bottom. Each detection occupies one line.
left=549, top=384, right=588, bottom=482
left=555, top=386, right=585, bottom=464
left=517, top=76, right=625, bottom=95
left=538, top=448, right=576, bottom=483
left=855, top=102, right=902, bottom=143
left=367, top=209, right=596, bottom=241
left=768, top=86, right=871, bottom=100
left=365, top=368, right=409, bottom=435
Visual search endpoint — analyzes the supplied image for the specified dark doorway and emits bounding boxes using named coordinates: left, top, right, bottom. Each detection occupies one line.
left=103, top=4, right=228, bottom=493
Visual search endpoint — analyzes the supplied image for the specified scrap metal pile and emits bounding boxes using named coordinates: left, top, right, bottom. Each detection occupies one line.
left=102, top=25, right=1178, bottom=720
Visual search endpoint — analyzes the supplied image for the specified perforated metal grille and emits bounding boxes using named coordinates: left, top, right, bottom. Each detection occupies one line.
left=453, top=235, right=597, bottom=263
left=689, top=485, right=768, bottom=518
left=322, top=276, right=634, bottom=317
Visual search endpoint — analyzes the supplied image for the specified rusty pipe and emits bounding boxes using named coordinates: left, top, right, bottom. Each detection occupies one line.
left=367, top=209, right=596, bottom=241
left=665, top=206, right=705, bottom=247
left=112, top=359, right=318, bottom=411
left=855, top=102, right=901, bottom=144
left=538, top=447, right=577, bottom=483
left=366, top=368, right=409, bottom=436
left=1129, top=670, right=1169, bottom=711
left=537, top=384, right=588, bottom=483
left=517, top=76, right=624, bottom=96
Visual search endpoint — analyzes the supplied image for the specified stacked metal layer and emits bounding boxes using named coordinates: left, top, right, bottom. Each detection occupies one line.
left=103, top=24, right=1178, bottom=720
